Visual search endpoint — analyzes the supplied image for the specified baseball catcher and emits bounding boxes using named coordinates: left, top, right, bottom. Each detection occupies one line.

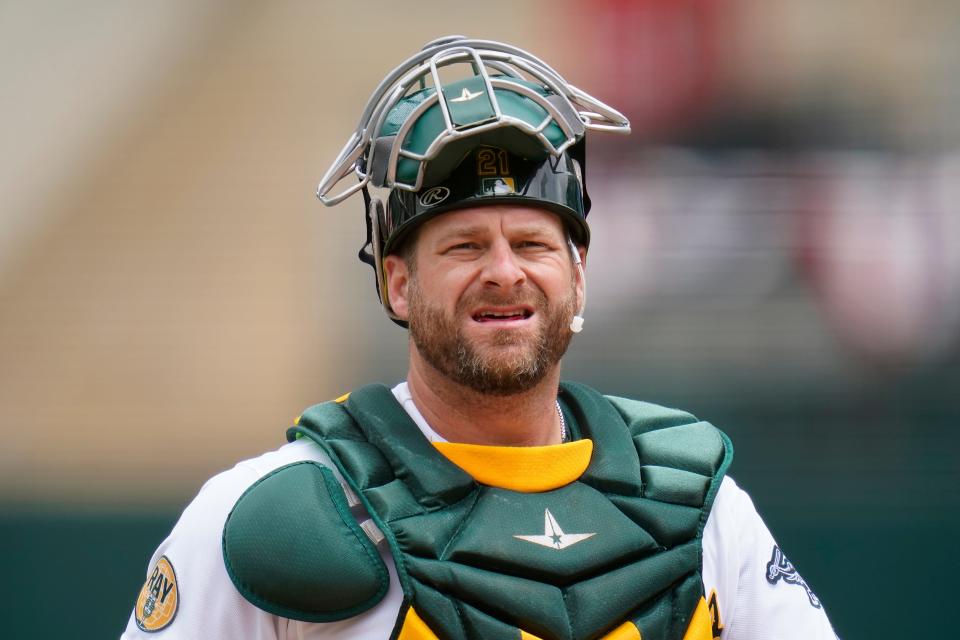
left=122, top=36, right=836, bottom=640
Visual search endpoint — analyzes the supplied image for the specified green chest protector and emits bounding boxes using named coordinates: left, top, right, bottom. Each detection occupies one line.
left=222, top=382, right=732, bottom=640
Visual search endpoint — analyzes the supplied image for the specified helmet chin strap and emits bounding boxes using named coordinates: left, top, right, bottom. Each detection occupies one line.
left=568, top=237, right=586, bottom=333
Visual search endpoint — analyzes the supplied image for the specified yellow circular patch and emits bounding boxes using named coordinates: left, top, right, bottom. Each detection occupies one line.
left=135, top=556, right=179, bottom=632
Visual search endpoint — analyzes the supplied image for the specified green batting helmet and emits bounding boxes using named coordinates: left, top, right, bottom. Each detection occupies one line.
left=316, top=36, right=630, bottom=323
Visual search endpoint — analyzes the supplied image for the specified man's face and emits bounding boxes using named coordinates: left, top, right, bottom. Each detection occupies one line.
left=387, top=205, right=583, bottom=396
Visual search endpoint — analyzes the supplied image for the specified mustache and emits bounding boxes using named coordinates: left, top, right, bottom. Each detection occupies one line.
left=455, top=287, right=548, bottom=312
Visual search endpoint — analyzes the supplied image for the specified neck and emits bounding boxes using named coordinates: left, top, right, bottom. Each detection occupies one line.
left=406, top=346, right=564, bottom=446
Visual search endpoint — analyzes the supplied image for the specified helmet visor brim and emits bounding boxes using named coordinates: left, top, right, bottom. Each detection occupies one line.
left=383, top=148, right=589, bottom=256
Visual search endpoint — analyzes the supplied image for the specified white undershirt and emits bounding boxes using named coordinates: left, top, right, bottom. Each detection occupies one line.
left=121, top=383, right=837, bottom=639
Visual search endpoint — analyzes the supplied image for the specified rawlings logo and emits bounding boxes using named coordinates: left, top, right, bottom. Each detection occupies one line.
left=419, top=186, right=450, bottom=207
left=766, top=545, right=822, bottom=609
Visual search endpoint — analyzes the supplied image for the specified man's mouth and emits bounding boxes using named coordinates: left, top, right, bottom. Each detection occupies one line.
left=471, top=307, right=534, bottom=323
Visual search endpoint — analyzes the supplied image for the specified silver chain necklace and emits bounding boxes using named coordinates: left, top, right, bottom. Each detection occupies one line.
left=556, top=400, right=567, bottom=443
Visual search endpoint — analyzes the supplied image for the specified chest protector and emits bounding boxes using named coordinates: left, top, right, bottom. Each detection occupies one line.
left=224, top=382, right=732, bottom=640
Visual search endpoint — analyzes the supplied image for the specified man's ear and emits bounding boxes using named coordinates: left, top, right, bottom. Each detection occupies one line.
left=383, top=254, right=410, bottom=320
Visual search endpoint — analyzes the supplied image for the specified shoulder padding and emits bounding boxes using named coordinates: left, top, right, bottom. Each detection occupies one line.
left=222, top=461, right=389, bottom=622
left=604, top=394, right=733, bottom=513
left=605, top=396, right=728, bottom=475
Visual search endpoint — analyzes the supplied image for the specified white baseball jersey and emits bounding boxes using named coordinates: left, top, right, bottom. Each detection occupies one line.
left=122, top=383, right=836, bottom=639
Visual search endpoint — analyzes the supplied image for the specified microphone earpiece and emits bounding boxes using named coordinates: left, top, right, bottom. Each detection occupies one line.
left=567, top=237, right=586, bottom=333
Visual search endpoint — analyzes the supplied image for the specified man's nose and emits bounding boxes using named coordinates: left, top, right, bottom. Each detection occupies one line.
left=481, top=239, right=526, bottom=290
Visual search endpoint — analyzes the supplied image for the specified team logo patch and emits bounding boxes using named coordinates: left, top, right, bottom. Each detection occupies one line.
left=766, top=545, right=822, bottom=609
left=513, top=509, right=595, bottom=550
left=135, top=556, right=180, bottom=632
left=482, top=177, right=515, bottom=195
left=419, top=186, right=450, bottom=207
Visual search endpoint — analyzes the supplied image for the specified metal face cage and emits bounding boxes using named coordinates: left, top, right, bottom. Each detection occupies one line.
left=316, top=36, right=630, bottom=206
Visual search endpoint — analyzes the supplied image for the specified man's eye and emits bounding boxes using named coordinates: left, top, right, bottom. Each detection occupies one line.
left=516, top=241, right=548, bottom=250
left=446, top=242, right=479, bottom=252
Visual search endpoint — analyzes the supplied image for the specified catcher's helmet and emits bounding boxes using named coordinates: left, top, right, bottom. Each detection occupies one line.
left=316, top=35, right=630, bottom=323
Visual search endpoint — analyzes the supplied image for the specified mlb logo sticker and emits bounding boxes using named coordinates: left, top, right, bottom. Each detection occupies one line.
left=482, top=177, right=515, bottom=195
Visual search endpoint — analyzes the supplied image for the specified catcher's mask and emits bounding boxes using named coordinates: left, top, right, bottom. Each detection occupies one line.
left=316, top=35, right=630, bottom=325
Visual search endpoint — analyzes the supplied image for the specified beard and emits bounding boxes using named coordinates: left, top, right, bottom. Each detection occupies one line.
left=407, top=277, right=577, bottom=396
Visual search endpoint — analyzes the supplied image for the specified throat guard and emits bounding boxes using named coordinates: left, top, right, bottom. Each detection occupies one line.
left=265, top=383, right=732, bottom=640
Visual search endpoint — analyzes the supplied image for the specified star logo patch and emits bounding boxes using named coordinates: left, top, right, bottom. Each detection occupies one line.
left=513, top=509, right=596, bottom=550
left=450, top=87, right=484, bottom=102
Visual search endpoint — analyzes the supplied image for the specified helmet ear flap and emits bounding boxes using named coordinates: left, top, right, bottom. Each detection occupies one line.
left=368, top=197, right=406, bottom=325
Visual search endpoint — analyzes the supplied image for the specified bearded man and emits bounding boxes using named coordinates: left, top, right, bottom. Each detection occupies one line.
left=122, top=37, right=837, bottom=640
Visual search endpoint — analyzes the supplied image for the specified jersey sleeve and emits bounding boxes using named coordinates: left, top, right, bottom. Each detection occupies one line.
left=120, top=459, right=286, bottom=640
left=120, top=439, right=405, bottom=640
left=701, top=477, right=838, bottom=640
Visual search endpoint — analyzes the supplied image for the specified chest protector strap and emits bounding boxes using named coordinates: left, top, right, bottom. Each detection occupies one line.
left=281, top=382, right=731, bottom=640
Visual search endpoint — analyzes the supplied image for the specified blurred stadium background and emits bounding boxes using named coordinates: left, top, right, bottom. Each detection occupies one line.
left=1, top=1, right=957, bottom=637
